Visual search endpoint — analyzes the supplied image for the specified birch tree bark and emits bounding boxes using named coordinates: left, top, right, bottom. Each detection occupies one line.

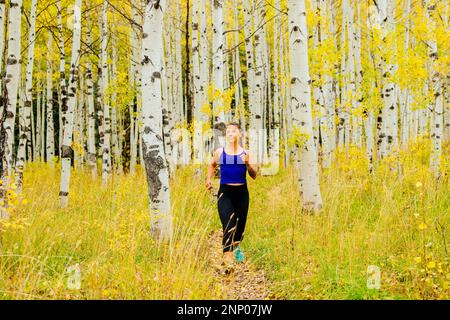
left=400, top=0, right=411, bottom=149
left=192, top=0, right=203, bottom=164
left=427, top=0, right=443, bottom=179
left=58, top=0, right=68, bottom=159
left=35, top=88, right=42, bottom=160
left=100, top=0, right=111, bottom=185
left=86, top=26, right=97, bottom=177
left=320, top=0, right=334, bottom=169
left=212, top=0, right=226, bottom=149
left=232, top=1, right=246, bottom=142
left=268, top=0, right=281, bottom=175
left=0, top=0, right=6, bottom=92
left=288, top=0, right=323, bottom=212
left=0, top=0, right=23, bottom=185
left=243, top=0, right=258, bottom=160
left=199, top=0, right=209, bottom=155
left=111, top=44, right=121, bottom=173
left=0, top=0, right=6, bottom=124
left=15, top=0, right=37, bottom=188
left=46, top=33, right=55, bottom=166
left=59, top=0, right=83, bottom=208
left=337, top=0, right=347, bottom=148
left=378, top=0, right=397, bottom=158
left=141, top=0, right=172, bottom=242
left=253, top=0, right=267, bottom=164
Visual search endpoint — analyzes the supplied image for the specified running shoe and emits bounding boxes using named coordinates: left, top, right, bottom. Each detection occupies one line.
left=235, top=246, right=245, bottom=263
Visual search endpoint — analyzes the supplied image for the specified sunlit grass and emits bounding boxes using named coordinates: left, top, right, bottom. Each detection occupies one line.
left=0, top=137, right=448, bottom=299
left=0, top=163, right=222, bottom=299
left=246, top=137, right=449, bottom=299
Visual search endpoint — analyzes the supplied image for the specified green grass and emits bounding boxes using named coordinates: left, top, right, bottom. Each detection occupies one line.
left=0, top=138, right=448, bottom=299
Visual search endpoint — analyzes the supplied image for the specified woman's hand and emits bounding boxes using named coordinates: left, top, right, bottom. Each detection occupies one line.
left=205, top=179, right=213, bottom=191
left=240, top=152, right=249, bottom=164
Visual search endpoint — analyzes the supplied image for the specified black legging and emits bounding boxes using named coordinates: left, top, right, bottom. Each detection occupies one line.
left=217, top=184, right=249, bottom=253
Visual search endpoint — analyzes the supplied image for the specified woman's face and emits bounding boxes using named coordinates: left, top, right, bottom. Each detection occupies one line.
left=226, top=125, right=240, bottom=143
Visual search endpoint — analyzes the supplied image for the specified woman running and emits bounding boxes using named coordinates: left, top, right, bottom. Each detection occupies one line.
left=205, top=122, right=258, bottom=274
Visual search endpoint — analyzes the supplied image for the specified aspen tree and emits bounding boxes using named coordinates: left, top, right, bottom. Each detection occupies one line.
left=288, top=0, right=323, bottom=212
left=59, top=0, right=83, bottom=208
left=141, top=0, right=172, bottom=242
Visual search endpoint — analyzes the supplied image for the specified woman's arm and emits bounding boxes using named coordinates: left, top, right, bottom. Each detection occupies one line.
left=243, top=150, right=258, bottom=180
left=206, top=149, right=220, bottom=190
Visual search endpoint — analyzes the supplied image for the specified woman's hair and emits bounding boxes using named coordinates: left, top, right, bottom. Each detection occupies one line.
left=226, top=122, right=241, bottom=130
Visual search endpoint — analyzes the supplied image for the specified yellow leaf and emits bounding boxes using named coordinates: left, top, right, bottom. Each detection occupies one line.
left=418, top=222, right=428, bottom=230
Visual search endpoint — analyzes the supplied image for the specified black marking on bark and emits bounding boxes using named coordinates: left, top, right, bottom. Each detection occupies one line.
left=61, top=145, right=74, bottom=158
left=143, top=144, right=166, bottom=202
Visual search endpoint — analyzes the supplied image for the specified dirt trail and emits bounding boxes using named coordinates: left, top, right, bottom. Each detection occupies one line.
left=207, top=230, right=273, bottom=300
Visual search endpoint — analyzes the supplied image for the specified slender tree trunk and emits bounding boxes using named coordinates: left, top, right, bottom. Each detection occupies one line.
left=58, top=0, right=68, bottom=161
left=192, top=0, right=203, bottom=164
left=427, top=0, right=443, bottom=179
left=46, top=33, right=55, bottom=167
left=35, top=89, right=42, bottom=161
left=199, top=0, right=209, bottom=155
left=59, top=0, right=83, bottom=208
left=111, top=44, right=121, bottom=173
left=288, top=0, right=323, bottom=212
left=400, top=0, right=411, bottom=149
left=378, top=0, right=397, bottom=158
left=337, top=0, right=347, bottom=149
left=212, top=0, right=226, bottom=149
left=15, top=0, right=37, bottom=188
left=100, top=1, right=111, bottom=185
left=233, top=0, right=246, bottom=144
left=0, top=0, right=23, bottom=187
left=0, top=0, right=6, bottom=93
left=86, top=27, right=97, bottom=177
left=243, top=1, right=258, bottom=160
left=268, top=0, right=280, bottom=175
left=142, top=0, right=172, bottom=242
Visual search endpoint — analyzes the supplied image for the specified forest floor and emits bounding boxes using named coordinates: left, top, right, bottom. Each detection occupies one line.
left=207, top=230, right=272, bottom=300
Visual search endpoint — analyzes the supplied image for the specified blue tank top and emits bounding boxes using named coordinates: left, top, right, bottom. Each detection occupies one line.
left=219, top=147, right=247, bottom=184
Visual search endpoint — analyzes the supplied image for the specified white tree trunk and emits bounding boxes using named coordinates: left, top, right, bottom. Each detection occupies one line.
left=267, top=0, right=280, bottom=175
left=320, top=0, right=334, bottom=169
left=378, top=0, right=397, bottom=158
left=111, top=44, right=121, bottom=173
left=15, top=0, right=37, bottom=188
left=288, top=0, right=323, bottom=212
left=199, top=0, right=209, bottom=154
left=59, top=0, right=82, bottom=208
left=100, top=1, right=111, bottom=185
left=243, top=0, right=258, bottom=160
left=35, top=89, right=42, bottom=160
left=337, top=0, right=347, bottom=148
left=15, top=84, right=25, bottom=193
left=427, top=0, right=443, bottom=179
left=129, top=7, right=139, bottom=174
left=86, top=27, right=97, bottom=177
left=1, top=0, right=23, bottom=184
left=0, top=0, right=6, bottom=91
left=142, top=0, right=172, bottom=242
left=232, top=0, right=246, bottom=143
left=46, top=33, right=55, bottom=166
left=161, top=2, right=174, bottom=176
left=192, top=0, right=203, bottom=164
left=212, top=0, right=226, bottom=148
left=253, top=0, right=267, bottom=164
